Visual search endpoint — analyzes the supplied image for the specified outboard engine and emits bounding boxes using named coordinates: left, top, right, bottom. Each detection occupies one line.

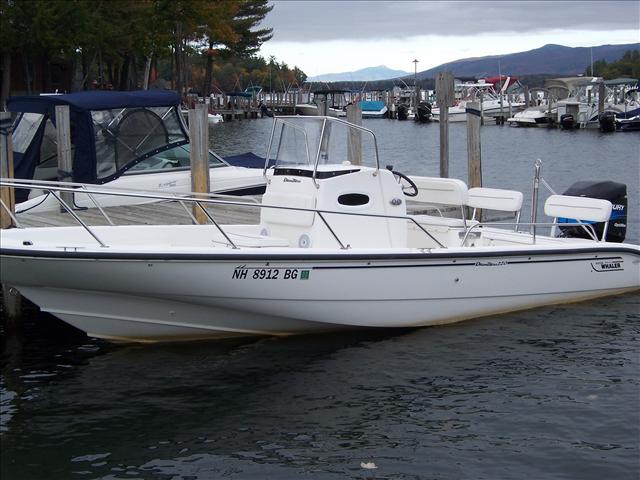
left=557, top=181, right=627, bottom=242
left=397, top=104, right=408, bottom=121
left=259, top=102, right=273, bottom=118
left=560, top=113, right=577, bottom=129
left=415, top=102, right=432, bottom=123
left=598, top=111, right=616, bottom=132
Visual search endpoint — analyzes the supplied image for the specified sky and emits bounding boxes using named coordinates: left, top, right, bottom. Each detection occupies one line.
left=258, top=0, right=640, bottom=77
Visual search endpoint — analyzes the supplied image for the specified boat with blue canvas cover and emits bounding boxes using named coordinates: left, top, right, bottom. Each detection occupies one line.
left=359, top=100, right=388, bottom=118
left=7, top=90, right=266, bottom=213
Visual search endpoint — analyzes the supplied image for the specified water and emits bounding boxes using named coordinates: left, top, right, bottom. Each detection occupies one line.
left=2, top=120, right=639, bottom=479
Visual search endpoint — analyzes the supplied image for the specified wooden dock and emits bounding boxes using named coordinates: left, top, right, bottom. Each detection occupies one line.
left=15, top=199, right=262, bottom=229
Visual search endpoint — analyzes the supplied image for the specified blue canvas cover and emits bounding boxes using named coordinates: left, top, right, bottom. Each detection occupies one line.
left=359, top=100, right=385, bottom=112
left=7, top=90, right=187, bottom=201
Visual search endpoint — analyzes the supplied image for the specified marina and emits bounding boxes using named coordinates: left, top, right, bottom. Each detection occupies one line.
left=1, top=1, right=638, bottom=477
left=1, top=109, right=638, bottom=480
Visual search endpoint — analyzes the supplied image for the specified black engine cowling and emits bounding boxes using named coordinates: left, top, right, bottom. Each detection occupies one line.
left=557, top=181, right=627, bottom=242
left=560, top=113, right=577, bottom=129
left=598, top=111, right=616, bottom=132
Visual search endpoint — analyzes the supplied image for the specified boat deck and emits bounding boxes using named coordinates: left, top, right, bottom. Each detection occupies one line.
left=13, top=199, right=460, bottom=229
left=14, top=199, right=262, bottom=228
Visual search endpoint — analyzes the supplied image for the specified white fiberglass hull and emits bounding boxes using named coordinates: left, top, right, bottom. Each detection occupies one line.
left=2, top=225, right=638, bottom=342
left=433, top=101, right=525, bottom=122
left=16, top=166, right=265, bottom=214
left=295, top=104, right=346, bottom=117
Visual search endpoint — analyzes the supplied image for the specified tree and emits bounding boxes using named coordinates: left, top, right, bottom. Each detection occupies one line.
left=585, top=50, right=640, bottom=79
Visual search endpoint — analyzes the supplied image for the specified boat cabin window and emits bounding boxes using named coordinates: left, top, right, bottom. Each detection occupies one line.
left=13, top=113, right=78, bottom=181
left=13, top=113, right=44, bottom=154
left=266, top=117, right=379, bottom=173
left=35, top=118, right=75, bottom=180
left=92, top=106, right=187, bottom=179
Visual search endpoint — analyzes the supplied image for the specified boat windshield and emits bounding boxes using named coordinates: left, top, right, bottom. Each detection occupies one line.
left=264, top=116, right=379, bottom=174
left=126, top=144, right=226, bottom=174
left=92, top=106, right=187, bottom=180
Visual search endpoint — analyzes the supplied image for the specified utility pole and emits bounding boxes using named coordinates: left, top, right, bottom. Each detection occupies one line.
left=413, top=59, right=419, bottom=107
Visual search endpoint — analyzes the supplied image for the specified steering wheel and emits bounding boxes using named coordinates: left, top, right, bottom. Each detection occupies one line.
left=392, top=170, right=419, bottom=197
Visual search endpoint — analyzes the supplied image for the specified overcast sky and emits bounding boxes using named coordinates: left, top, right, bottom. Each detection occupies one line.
left=258, top=1, right=640, bottom=77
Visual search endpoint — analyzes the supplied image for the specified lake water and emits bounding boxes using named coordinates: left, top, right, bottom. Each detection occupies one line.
left=1, top=119, right=639, bottom=479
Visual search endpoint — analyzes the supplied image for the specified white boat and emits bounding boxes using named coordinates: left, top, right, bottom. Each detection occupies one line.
left=1, top=116, right=637, bottom=343
left=359, top=100, right=388, bottom=118
left=7, top=90, right=264, bottom=213
left=507, top=105, right=554, bottom=127
left=296, top=90, right=348, bottom=117
left=208, top=113, right=223, bottom=124
left=433, top=77, right=525, bottom=122
left=544, top=76, right=633, bottom=129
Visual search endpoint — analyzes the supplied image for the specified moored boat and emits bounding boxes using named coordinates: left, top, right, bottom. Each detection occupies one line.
left=7, top=90, right=265, bottom=213
left=1, top=116, right=638, bottom=343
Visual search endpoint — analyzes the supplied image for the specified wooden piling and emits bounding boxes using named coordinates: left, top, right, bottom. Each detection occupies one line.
left=598, top=82, right=605, bottom=116
left=346, top=103, right=362, bottom=165
left=436, top=72, right=455, bottom=178
left=0, top=111, right=22, bottom=323
left=524, top=86, right=530, bottom=108
left=0, top=112, right=15, bottom=229
left=466, top=101, right=482, bottom=189
left=189, top=103, right=210, bottom=225
left=55, top=105, right=73, bottom=209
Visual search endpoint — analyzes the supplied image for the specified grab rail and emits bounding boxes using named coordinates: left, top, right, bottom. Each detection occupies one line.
left=0, top=177, right=444, bottom=249
left=1, top=177, right=605, bottom=251
left=461, top=220, right=599, bottom=246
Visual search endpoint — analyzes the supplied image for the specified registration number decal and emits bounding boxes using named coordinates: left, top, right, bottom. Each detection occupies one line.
left=232, top=266, right=310, bottom=280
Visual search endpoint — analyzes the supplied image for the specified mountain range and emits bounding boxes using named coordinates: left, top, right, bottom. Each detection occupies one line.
left=309, top=65, right=410, bottom=82
left=309, top=43, right=639, bottom=82
left=415, top=43, right=639, bottom=79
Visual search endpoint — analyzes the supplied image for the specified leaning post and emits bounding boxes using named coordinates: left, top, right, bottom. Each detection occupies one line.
left=436, top=72, right=455, bottom=178
left=189, top=103, right=210, bottom=225
left=55, top=105, right=74, bottom=209
left=346, top=103, right=362, bottom=165
left=0, top=111, right=22, bottom=323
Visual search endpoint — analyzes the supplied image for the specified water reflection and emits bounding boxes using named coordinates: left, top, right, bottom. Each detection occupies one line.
left=1, top=292, right=638, bottom=479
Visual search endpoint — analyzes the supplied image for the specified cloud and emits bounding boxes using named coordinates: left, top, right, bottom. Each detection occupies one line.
left=263, top=1, right=640, bottom=42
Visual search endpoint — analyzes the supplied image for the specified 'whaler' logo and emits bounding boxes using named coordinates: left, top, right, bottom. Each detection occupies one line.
left=591, top=260, right=624, bottom=272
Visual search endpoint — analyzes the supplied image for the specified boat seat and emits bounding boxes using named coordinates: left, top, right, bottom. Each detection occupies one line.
left=544, top=195, right=612, bottom=223
left=544, top=194, right=612, bottom=241
left=411, top=176, right=469, bottom=207
left=467, top=187, right=523, bottom=229
left=468, top=187, right=523, bottom=213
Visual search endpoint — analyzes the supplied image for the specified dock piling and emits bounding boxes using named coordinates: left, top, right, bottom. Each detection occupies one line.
left=346, top=103, right=362, bottom=165
left=55, top=105, right=73, bottom=208
left=466, top=101, right=482, bottom=190
left=0, top=112, right=15, bottom=229
left=189, top=103, right=210, bottom=225
left=436, top=72, right=455, bottom=178
left=0, top=111, right=22, bottom=323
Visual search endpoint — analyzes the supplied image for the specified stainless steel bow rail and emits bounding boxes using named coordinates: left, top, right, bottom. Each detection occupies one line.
left=0, top=177, right=603, bottom=250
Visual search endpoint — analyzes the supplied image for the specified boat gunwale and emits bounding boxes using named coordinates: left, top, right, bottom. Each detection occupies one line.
left=1, top=245, right=637, bottom=262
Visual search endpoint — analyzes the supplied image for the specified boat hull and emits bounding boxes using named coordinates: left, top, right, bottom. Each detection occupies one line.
left=3, top=246, right=638, bottom=342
